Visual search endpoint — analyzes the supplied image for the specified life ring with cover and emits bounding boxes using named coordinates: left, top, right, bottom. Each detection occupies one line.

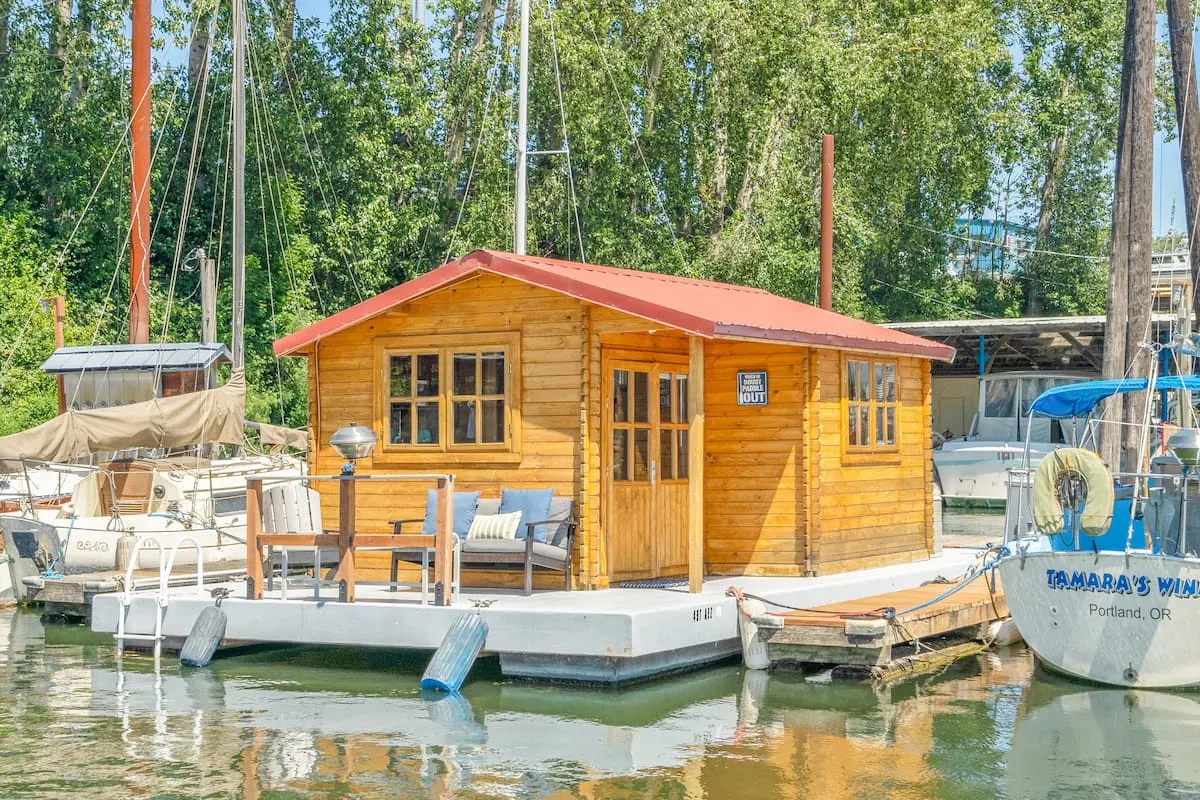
left=1032, top=448, right=1114, bottom=536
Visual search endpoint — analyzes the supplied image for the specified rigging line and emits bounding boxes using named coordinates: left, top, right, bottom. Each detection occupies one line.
left=442, top=38, right=506, bottom=264
left=159, top=34, right=216, bottom=352
left=904, top=221, right=1109, bottom=262
left=247, top=60, right=288, bottom=421
left=0, top=117, right=135, bottom=391
left=870, top=277, right=995, bottom=320
left=247, top=38, right=318, bottom=318
left=587, top=20, right=685, bottom=270
left=545, top=0, right=585, bottom=263
left=265, top=34, right=366, bottom=302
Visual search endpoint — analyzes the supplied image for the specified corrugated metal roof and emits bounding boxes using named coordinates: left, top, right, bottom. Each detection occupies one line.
left=41, top=342, right=232, bottom=374
left=273, top=250, right=956, bottom=362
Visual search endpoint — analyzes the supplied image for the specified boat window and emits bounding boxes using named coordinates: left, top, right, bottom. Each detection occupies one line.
left=213, top=492, right=247, bottom=516
left=983, top=379, right=1017, bottom=418
left=845, top=357, right=899, bottom=452
left=381, top=335, right=517, bottom=454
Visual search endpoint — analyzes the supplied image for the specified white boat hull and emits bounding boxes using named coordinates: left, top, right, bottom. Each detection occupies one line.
left=934, top=442, right=1056, bottom=507
left=998, top=547, right=1200, bottom=688
left=53, top=516, right=246, bottom=571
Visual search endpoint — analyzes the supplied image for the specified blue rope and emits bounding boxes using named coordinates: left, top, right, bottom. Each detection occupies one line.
left=41, top=515, right=77, bottom=580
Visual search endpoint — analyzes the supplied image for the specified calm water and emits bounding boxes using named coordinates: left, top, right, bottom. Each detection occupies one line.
left=3, top=606, right=1200, bottom=799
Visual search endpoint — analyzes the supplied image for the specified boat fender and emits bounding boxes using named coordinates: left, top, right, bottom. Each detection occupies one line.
left=421, top=612, right=488, bottom=692
left=1032, top=447, right=1114, bottom=536
left=180, top=588, right=231, bottom=668
left=739, top=598, right=771, bottom=670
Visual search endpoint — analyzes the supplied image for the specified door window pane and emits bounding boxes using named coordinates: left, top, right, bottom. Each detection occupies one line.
left=848, top=407, right=859, bottom=446
left=677, top=430, right=689, bottom=479
left=660, top=429, right=675, bottom=480
left=659, top=374, right=673, bottom=423
left=885, top=407, right=896, bottom=446
left=453, top=353, right=477, bottom=395
left=859, top=407, right=870, bottom=445
left=481, top=399, right=504, bottom=443
left=885, top=364, right=897, bottom=402
left=613, top=370, right=629, bottom=423
left=633, top=429, right=650, bottom=481
left=857, top=362, right=870, bottom=401
left=389, top=356, right=412, bottom=397
left=633, top=372, right=650, bottom=424
left=416, top=354, right=440, bottom=397
left=389, top=403, right=411, bottom=444
left=416, top=402, right=439, bottom=444
left=453, top=401, right=475, bottom=443
left=677, top=375, right=688, bottom=421
left=874, top=363, right=886, bottom=402
left=613, top=429, right=629, bottom=481
left=481, top=352, right=505, bottom=395
left=876, top=407, right=885, bottom=447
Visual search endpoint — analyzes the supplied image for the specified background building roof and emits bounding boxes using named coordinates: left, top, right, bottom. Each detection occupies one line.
left=41, top=342, right=232, bottom=374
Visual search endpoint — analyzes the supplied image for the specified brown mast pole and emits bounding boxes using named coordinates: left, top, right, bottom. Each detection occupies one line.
left=129, top=0, right=151, bottom=345
left=820, top=134, right=834, bottom=311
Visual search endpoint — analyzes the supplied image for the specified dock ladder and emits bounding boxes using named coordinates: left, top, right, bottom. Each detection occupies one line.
left=114, top=536, right=206, bottom=659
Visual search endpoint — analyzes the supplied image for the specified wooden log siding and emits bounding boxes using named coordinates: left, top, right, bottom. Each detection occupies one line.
left=303, top=271, right=935, bottom=587
left=807, top=350, right=933, bottom=573
left=311, top=273, right=588, bottom=589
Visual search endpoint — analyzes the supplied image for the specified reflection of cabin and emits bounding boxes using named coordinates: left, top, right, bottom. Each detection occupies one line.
left=41, top=343, right=231, bottom=410
left=275, top=251, right=954, bottom=588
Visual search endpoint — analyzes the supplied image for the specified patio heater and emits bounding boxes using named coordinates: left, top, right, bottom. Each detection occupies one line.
left=328, top=423, right=377, bottom=602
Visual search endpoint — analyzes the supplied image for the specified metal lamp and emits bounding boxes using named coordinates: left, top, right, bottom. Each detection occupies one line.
left=330, top=423, right=377, bottom=475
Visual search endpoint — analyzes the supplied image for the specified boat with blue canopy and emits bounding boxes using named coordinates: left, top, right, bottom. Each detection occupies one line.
left=998, top=346, right=1200, bottom=688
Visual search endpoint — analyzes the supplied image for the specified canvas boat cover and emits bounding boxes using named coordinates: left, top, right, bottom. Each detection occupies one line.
left=256, top=422, right=310, bottom=452
left=0, top=372, right=245, bottom=468
left=1028, top=375, right=1200, bottom=419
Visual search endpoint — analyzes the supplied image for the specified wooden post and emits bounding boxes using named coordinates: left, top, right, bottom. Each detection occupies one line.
left=688, top=336, right=705, bottom=593
left=434, top=476, right=454, bottom=605
left=246, top=478, right=263, bottom=599
left=1166, top=0, right=1200, bottom=326
left=335, top=476, right=356, bottom=602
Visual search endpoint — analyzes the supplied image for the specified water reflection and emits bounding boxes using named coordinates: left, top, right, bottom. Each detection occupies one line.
left=2, top=607, right=1199, bottom=798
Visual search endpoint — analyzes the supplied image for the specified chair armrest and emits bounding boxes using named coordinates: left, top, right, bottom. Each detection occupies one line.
left=524, top=518, right=578, bottom=548
left=389, top=518, right=425, bottom=535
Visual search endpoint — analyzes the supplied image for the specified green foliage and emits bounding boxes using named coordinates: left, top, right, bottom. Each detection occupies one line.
left=0, top=0, right=1129, bottom=433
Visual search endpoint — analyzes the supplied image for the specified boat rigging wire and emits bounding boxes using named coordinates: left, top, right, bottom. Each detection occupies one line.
left=545, top=0, right=586, bottom=262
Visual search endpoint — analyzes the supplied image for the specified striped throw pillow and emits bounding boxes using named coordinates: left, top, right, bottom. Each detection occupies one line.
left=466, top=511, right=523, bottom=540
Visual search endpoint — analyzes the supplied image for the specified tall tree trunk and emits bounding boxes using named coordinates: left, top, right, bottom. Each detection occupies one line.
left=643, top=37, right=665, bottom=138
left=445, top=0, right=495, bottom=167
left=70, top=0, right=93, bottom=101
left=189, top=3, right=210, bottom=97
left=734, top=109, right=784, bottom=222
left=1167, top=0, right=1200, bottom=327
left=0, top=0, right=12, bottom=59
left=1026, top=83, right=1072, bottom=316
left=707, top=39, right=729, bottom=244
left=45, top=0, right=70, bottom=64
left=1100, top=0, right=1139, bottom=471
left=1121, top=0, right=1156, bottom=474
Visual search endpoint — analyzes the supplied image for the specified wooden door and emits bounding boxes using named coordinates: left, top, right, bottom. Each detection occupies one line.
left=604, top=356, right=690, bottom=580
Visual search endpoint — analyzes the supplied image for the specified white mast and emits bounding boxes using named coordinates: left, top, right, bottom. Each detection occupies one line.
left=231, top=0, right=246, bottom=370
left=514, top=0, right=530, bottom=254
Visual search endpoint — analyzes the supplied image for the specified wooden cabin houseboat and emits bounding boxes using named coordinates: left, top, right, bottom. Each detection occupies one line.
left=273, top=251, right=955, bottom=591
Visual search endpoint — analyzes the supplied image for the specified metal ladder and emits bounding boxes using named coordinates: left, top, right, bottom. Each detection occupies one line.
left=114, top=535, right=206, bottom=659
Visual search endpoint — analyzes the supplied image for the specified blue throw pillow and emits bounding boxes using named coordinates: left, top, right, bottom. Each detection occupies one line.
left=500, top=488, right=554, bottom=542
left=421, top=490, right=480, bottom=537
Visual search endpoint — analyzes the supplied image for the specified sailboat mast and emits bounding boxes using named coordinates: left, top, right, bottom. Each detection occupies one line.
left=514, top=0, right=529, bottom=255
left=231, top=0, right=246, bottom=371
left=129, top=0, right=151, bottom=344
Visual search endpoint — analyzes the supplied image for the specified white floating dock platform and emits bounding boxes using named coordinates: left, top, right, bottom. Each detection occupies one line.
left=91, top=550, right=979, bottom=684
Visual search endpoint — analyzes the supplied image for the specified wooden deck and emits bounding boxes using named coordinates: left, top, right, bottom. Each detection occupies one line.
left=24, top=559, right=247, bottom=616
left=761, top=574, right=1006, bottom=676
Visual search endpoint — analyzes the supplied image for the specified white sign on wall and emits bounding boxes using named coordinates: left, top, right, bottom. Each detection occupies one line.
left=736, top=371, right=768, bottom=406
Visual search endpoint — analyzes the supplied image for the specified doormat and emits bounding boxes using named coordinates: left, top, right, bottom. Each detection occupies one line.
left=612, top=576, right=693, bottom=589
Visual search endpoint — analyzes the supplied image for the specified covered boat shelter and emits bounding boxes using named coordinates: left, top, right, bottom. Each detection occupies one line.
left=276, top=250, right=954, bottom=591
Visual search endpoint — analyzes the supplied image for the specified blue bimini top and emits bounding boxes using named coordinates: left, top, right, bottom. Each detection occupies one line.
left=1028, top=375, right=1200, bottom=419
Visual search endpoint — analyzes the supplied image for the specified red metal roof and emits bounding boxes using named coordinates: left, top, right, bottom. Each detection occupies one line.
left=274, top=250, right=956, bottom=361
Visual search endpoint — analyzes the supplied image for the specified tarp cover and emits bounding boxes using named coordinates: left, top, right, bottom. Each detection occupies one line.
left=0, top=372, right=245, bottom=467
left=1029, top=375, right=1200, bottom=419
left=257, top=422, right=309, bottom=452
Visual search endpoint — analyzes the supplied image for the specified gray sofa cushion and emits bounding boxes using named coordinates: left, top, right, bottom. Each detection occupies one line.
left=461, top=538, right=569, bottom=564
left=471, top=496, right=573, bottom=546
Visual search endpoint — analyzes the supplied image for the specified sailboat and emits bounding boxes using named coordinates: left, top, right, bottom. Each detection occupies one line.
left=0, top=0, right=304, bottom=592
left=996, top=342, right=1200, bottom=687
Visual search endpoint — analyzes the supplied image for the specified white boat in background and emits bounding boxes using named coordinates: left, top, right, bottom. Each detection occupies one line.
left=933, top=372, right=1090, bottom=507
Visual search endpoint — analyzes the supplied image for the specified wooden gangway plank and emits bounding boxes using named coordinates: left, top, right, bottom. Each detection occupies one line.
left=762, top=575, right=1007, bottom=672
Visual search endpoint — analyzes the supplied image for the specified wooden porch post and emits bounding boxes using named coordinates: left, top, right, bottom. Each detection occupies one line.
left=246, top=478, right=263, bottom=599
left=434, top=476, right=454, bottom=605
left=688, top=336, right=705, bottom=593
left=335, top=476, right=356, bottom=602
